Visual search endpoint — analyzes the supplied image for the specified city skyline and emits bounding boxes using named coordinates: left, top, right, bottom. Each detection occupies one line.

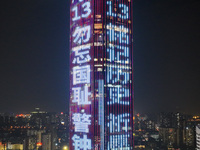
left=0, top=0, right=200, bottom=114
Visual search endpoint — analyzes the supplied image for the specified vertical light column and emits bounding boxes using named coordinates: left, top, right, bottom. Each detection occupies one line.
left=105, top=0, right=133, bottom=149
left=69, top=0, right=94, bottom=149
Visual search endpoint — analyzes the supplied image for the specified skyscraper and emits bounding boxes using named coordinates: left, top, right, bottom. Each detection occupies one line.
left=69, top=0, right=133, bottom=149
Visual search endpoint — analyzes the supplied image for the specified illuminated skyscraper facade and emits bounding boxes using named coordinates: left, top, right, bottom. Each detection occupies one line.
left=69, top=0, right=133, bottom=149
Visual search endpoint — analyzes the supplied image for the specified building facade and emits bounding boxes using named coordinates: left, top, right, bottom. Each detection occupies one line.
left=69, top=0, right=134, bottom=149
left=196, top=125, right=200, bottom=150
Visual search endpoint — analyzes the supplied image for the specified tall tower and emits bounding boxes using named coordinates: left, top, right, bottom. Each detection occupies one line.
left=69, top=0, right=133, bottom=149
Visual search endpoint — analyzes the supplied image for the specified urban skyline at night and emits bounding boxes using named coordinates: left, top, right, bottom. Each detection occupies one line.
left=0, top=0, right=200, bottom=149
left=0, top=0, right=199, bottom=115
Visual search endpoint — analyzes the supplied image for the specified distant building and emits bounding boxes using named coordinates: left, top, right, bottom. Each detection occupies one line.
left=159, top=112, right=186, bottom=148
left=184, top=126, right=195, bottom=147
left=42, top=133, right=51, bottom=150
left=182, top=116, right=200, bottom=148
left=24, top=136, right=37, bottom=150
left=196, top=125, right=200, bottom=150
left=7, top=142, right=23, bottom=150
left=24, top=129, right=45, bottom=150
left=159, top=127, right=177, bottom=148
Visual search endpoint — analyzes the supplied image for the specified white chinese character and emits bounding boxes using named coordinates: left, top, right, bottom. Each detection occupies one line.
left=72, top=45, right=91, bottom=64
left=73, top=26, right=91, bottom=44
left=106, top=23, right=129, bottom=44
left=106, top=66, right=130, bottom=84
left=108, top=113, right=130, bottom=133
left=72, top=113, right=91, bottom=133
left=72, top=85, right=91, bottom=105
left=72, top=134, right=92, bottom=150
left=73, top=65, right=90, bottom=85
left=107, top=87, right=130, bottom=105
left=107, top=46, right=129, bottom=62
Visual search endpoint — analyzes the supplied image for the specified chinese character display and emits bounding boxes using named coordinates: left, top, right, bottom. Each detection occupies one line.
left=70, top=0, right=93, bottom=149
left=106, top=1, right=132, bottom=149
left=72, top=113, right=91, bottom=133
left=72, top=135, right=92, bottom=150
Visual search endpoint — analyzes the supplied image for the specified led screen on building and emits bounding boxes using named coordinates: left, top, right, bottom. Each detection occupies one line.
left=69, top=0, right=133, bottom=149
left=69, top=0, right=94, bottom=149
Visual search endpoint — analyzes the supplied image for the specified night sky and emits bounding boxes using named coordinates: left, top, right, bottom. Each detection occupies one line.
left=0, top=0, right=199, bottom=114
